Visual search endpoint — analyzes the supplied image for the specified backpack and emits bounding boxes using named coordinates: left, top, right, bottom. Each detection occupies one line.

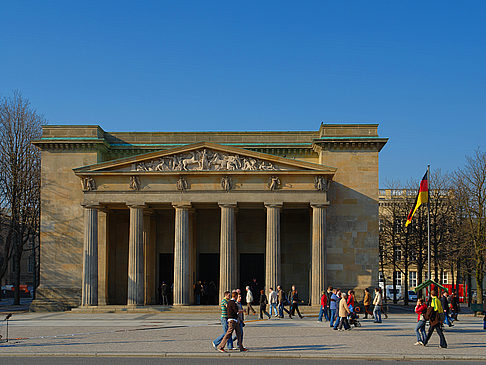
left=423, top=306, right=436, bottom=321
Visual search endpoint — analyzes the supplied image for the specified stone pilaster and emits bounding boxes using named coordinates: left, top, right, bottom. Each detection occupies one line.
left=219, top=203, right=237, bottom=301
left=173, top=203, right=191, bottom=305
left=127, top=205, right=144, bottom=306
left=311, top=204, right=327, bottom=306
left=265, top=203, right=282, bottom=292
left=81, top=205, right=98, bottom=306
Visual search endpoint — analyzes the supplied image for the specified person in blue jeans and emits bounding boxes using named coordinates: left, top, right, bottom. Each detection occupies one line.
left=440, top=292, right=454, bottom=327
left=317, top=291, right=329, bottom=322
left=333, top=290, right=343, bottom=330
left=329, top=289, right=339, bottom=327
left=212, top=291, right=233, bottom=350
left=414, top=298, right=427, bottom=345
left=373, top=287, right=382, bottom=323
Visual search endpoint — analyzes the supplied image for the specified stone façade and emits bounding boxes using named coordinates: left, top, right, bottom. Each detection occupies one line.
left=31, top=123, right=387, bottom=310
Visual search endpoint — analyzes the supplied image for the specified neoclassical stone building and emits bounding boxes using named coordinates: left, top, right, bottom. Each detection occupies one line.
left=31, top=123, right=387, bottom=310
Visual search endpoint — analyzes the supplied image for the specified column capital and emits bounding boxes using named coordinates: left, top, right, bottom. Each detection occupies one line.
left=218, top=202, right=237, bottom=208
left=127, top=203, right=147, bottom=209
left=310, top=202, right=330, bottom=209
left=172, top=202, right=192, bottom=210
left=264, top=203, right=283, bottom=209
left=81, top=203, right=102, bottom=210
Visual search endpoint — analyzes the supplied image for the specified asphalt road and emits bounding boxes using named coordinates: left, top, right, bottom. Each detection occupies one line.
left=2, top=358, right=486, bottom=365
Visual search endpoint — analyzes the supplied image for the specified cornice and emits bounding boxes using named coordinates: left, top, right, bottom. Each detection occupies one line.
left=312, top=137, right=388, bottom=152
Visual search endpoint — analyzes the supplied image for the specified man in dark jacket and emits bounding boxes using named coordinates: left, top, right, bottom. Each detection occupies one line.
left=450, top=291, right=460, bottom=321
left=440, top=292, right=453, bottom=327
left=217, top=291, right=247, bottom=352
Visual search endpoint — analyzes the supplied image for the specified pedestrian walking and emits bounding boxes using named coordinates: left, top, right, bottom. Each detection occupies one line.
left=329, top=288, right=339, bottom=327
left=290, top=286, right=303, bottom=319
left=363, top=288, right=372, bottom=319
left=212, top=291, right=234, bottom=350
left=160, top=282, right=169, bottom=305
left=216, top=291, right=247, bottom=352
left=318, top=291, right=329, bottom=322
left=373, top=287, right=383, bottom=323
left=277, top=285, right=291, bottom=318
left=269, top=288, right=278, bottom=317
left=450, top=291, right=460, bottom=321
left=440, top=292, right=453, bottom=327
left=245, top=286, right=256, bottom=315
left=414, top=298, right=427, bottom=345
left=423, top=289, right=447, bottom=348
left=232, top=293, right=245, bottom=346
left=259, top=289, right=271, bottom=319
left=337, top=292, right=351, bottom=331
left=333, top=291, right=344, bottom=330
left=326, top=286, right=333, bottom=321
left=347, top=290, right=355, bottom=313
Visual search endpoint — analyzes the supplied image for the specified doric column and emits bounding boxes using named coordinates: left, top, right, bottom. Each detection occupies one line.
left=219, top=203, right=237, bottom=301
left=82, top=205, right=98, bottom=306
left=311, top=204, right=327, bottom=306
left=173, top=203, right=191, bottom=305
left=127, top=205, right=144, bottom=306
left=265, top=203, right=282, bottom=292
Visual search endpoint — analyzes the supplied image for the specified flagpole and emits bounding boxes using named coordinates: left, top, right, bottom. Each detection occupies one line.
left=427, top=165, right=431, bottom=283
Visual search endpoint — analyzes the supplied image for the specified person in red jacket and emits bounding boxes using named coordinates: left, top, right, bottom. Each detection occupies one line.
left=318, top=291, right=329, bottom=322
left=347, top=290, right=355, bottom=313
left=414, top=298, right=427, bottom=345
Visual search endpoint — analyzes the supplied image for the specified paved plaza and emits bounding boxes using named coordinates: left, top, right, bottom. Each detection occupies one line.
left=0, top=311, right=484, bottom=361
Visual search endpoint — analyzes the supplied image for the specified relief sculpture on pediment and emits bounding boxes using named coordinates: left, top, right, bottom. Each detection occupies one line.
left=134, top=148, right=280, bottom=172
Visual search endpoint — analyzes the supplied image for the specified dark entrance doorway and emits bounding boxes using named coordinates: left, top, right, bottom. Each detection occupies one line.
left=198, top=253, right=219, bottom=305
left=240, top=253, right=265, bottom=304
left=158, top=253, right=174, bottom=305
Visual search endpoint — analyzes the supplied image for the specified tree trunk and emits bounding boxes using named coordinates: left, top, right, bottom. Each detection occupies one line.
left=467, top=273, right=472, bottom=307
left=13, top=250, right=21, bottom=305
left=456, top=260, right=461, bottom=294
left=475, top=259, right=484, bottom=304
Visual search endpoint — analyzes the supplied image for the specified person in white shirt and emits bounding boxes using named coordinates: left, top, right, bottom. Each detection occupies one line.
left=245, top=286, right=256, bottom=315
left=269, top=287, right=279, bottom=317
left=373, top=287, right=383, bottom=323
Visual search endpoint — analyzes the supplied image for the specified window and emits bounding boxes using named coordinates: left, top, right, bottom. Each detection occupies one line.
left=393, top=271, right=402, bottom=286
left=442, top=272, right=449, bottom=284
left=379, top=272, right=384, bottom=282
left=394, top=246, right=402, bottom=261
left=409, top=271, right=417, bottom=288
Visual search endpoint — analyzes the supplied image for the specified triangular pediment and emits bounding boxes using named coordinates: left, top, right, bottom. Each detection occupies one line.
left=73, top=142, right=336, bottom=174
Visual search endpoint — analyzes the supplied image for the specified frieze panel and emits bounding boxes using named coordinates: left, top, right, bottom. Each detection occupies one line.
left=133, top=148, right=281, bottom=172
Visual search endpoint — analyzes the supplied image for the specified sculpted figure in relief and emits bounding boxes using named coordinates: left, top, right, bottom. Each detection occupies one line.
left=314, top=175, right=328, bottom=192
left=135, top=148, right=279, bottom=172
left=268, top=176, right=281, bottom=191
left=129, top=176, right=141, bottom=191
left=221, top=176, right=232, bottom=192
left=176, top=176, right=188, bottom=191
left=81, top=177, right=96, bottom=191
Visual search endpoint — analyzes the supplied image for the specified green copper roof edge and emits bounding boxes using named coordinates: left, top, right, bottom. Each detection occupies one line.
left=314, top=137, right=386, bottom=140
left=109, top=142, right=313, bottom=147
left=39, top=137, right=103, bottom=140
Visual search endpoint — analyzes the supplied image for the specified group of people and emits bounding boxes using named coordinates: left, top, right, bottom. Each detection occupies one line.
left=317, top=286, right=387, bottom=330
left=245, top=285, right=305, bottom=320
left=212, top=284, right=305, bottom=352
left=414, top=289, right=463, bottom=348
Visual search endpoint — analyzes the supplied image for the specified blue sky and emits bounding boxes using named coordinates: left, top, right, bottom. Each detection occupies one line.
left=1, top=1, right=485, bottom=186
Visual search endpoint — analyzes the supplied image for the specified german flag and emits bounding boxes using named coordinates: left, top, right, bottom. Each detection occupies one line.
left=405, top=171, right=429, bottom=227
